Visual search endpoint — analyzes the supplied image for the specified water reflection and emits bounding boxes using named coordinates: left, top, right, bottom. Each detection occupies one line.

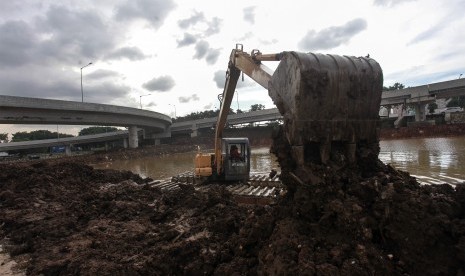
left=94, top=138, right=465, bottom=185
left=379, top=137, right=465, bottom=185
left=94, top=147, right=279, bottom=180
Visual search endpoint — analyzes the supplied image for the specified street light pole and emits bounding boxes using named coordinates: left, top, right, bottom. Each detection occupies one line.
left=80, top=62, right=93, bottom=102
left=140, top=94, right=151, bottom=109
left=169, top=104, right=176, bottom=118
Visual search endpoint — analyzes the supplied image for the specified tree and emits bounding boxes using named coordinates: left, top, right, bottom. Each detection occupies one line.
left=12, top=130, right=73, bottom=142
left=78, top=126, right=119, bottom=136
left=0, top=133, right=8, bottom=142
left=383, top=82, right=405, bottom=91
left=428, top=102, right=438, bottom=114
left=446, top=96, right=465, bottom=108
left=250, top=104, right=265, bottom=112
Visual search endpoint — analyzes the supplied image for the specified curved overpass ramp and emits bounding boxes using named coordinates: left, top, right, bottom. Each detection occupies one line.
left=0, top=95, right=171, bottom=148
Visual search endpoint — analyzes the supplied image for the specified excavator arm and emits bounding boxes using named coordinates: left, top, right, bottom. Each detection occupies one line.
left=214, top=44, right=281, bottom=175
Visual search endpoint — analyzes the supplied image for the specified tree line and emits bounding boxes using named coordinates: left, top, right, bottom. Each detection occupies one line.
left=0, top=127, right=119, bottom=143
left=172, top=104, right=266, bottom=122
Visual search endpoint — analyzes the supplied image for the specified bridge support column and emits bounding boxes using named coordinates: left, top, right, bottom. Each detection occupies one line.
left=191, top=124, right=198, bottom=137
left=128, top=126, right=138, bottom=148
left=155, top=139, right=160, bottom=146
left=65, top=145, right=72, bottom=156
left=123, top=138, right=128, bottom=149
left=414, top=103, right=427, bottom=122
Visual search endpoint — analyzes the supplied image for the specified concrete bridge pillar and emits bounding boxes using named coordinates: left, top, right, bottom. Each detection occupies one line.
left=128, top=126, right=138, bottom=148
left=65, top=145, right=72, bottom=156
left=191, top=124, right=198, bottom=138
left=123, top=138, right=128, bottom=149
left=414, top=103, right=427, bottom=122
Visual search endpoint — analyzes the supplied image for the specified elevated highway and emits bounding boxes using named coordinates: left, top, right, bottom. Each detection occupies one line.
left=0, top=95, right=171, bottom=148
left=0, top=130, right=129, bottom=153
left=381, top=78, right=465, bottom=122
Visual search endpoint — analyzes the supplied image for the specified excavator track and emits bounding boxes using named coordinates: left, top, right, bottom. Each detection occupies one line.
left=148, top=172, right=285, bottom=205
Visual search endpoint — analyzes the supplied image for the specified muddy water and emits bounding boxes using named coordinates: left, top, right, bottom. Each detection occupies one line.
left=94, top=146, right=279, bottom=180
left=379, top=137, right=465, bottom=185
left=94, top=137, right=465, bottom=185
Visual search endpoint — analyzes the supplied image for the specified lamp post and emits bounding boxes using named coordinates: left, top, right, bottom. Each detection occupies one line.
left=139, top=94, right=151, bottom=109
left=80, top=62, right=93, bottom=102
left=169, top=104, right=177, bottom=118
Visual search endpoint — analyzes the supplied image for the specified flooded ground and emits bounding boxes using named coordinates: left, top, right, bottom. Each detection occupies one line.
left=94, top=137, right=465, bottom=185
left=93, top=146, right=279, bottom=179
left=379, top=137, right=465, bottom=185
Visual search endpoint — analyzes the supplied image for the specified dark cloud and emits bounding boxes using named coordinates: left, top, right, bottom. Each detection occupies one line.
left=114, top=0, right=176, bottom=28
left=105, top=46, right=148, bottom=61
left=0, top=66, right=128, bottom=104
left=179, top=94, right=200, bottom=103
left=142, top=75, right=175, bottom=92
left=194, top=41, right=209, bottom=59
left=298, top=18, right=367, bottom=51
left=373, top=0, right=416, bottom=7
left=243, top=6, right=256, bottom=24
left=36, top=5, right=117, bottom=63
left=205, top=17, right=222, bottom=36
left=0, top=20, right=37, bottom=67
left=177, top=33, right=197, bottom=47
left=178, top=11, right=205, bottom=29
left=213, top=70, right=256, bottom=89
left=87, top=69, right=120, bottom=80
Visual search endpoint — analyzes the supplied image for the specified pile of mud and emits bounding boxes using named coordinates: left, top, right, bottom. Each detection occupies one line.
left=1, top=159, right=465, bottom=274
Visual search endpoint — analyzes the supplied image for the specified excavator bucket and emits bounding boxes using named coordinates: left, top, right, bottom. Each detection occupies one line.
left=268, top=52, right=383, bottom=165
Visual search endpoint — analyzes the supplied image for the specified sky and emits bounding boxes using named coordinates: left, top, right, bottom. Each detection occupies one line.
left=1, top=0, right=465, bottom=136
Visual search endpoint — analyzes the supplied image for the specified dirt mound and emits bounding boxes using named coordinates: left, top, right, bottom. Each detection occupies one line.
left=1, top=141, right=465, bottom=274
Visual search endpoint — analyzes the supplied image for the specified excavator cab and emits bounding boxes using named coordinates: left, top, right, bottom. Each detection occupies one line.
left=223, top=138, right=250, bottom=181
left=194, top=138, right=250, bottom=182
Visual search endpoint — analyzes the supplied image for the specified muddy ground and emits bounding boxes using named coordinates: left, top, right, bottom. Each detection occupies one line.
left=1, top=129, right=465, bottom=275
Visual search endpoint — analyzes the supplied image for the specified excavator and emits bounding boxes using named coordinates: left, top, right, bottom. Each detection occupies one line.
left=193, top=44, right=383, bottom=184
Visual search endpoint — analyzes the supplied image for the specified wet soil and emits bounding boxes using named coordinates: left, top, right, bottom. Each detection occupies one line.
left=1, top=128, right=465, bottom=275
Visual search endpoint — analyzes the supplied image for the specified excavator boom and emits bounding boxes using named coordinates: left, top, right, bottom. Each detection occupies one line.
left=214, top=45, right=282, bottom=175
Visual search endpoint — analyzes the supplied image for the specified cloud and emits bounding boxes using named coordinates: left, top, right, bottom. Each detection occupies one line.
left=114, top=0, right=176, bottom=28
left=193, top=41, right=221, bottom=64
left=0, top=20, right=37, bottom=67
left=243, top=6, right=256, bottom=24
left=0, top=65, right=128, bottom=104
left=205, top=17, right=222, bottom=36
left=179, top=94, right=200, bottom=103
left=36, top=5, right=117, bottom=63
left=177, top=11, right=222, bottom=37
left=298, top=18, right=367, bottom=51
left=206, top=48, right=221, bottom=65
left=178, top=11, right=205, bottom=29
left=142, top=75, right=175, bottom=92
left=373, top=0, right=416, bottom=7
left=213, top=70, right=256, bottom=89
left=87, top=69, right=120, bottom=80
left=194, top=40, right=209, bottom=59
left=105, top=46, right=148, bottom=61
left=177, top=33, right=197, bottom=47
